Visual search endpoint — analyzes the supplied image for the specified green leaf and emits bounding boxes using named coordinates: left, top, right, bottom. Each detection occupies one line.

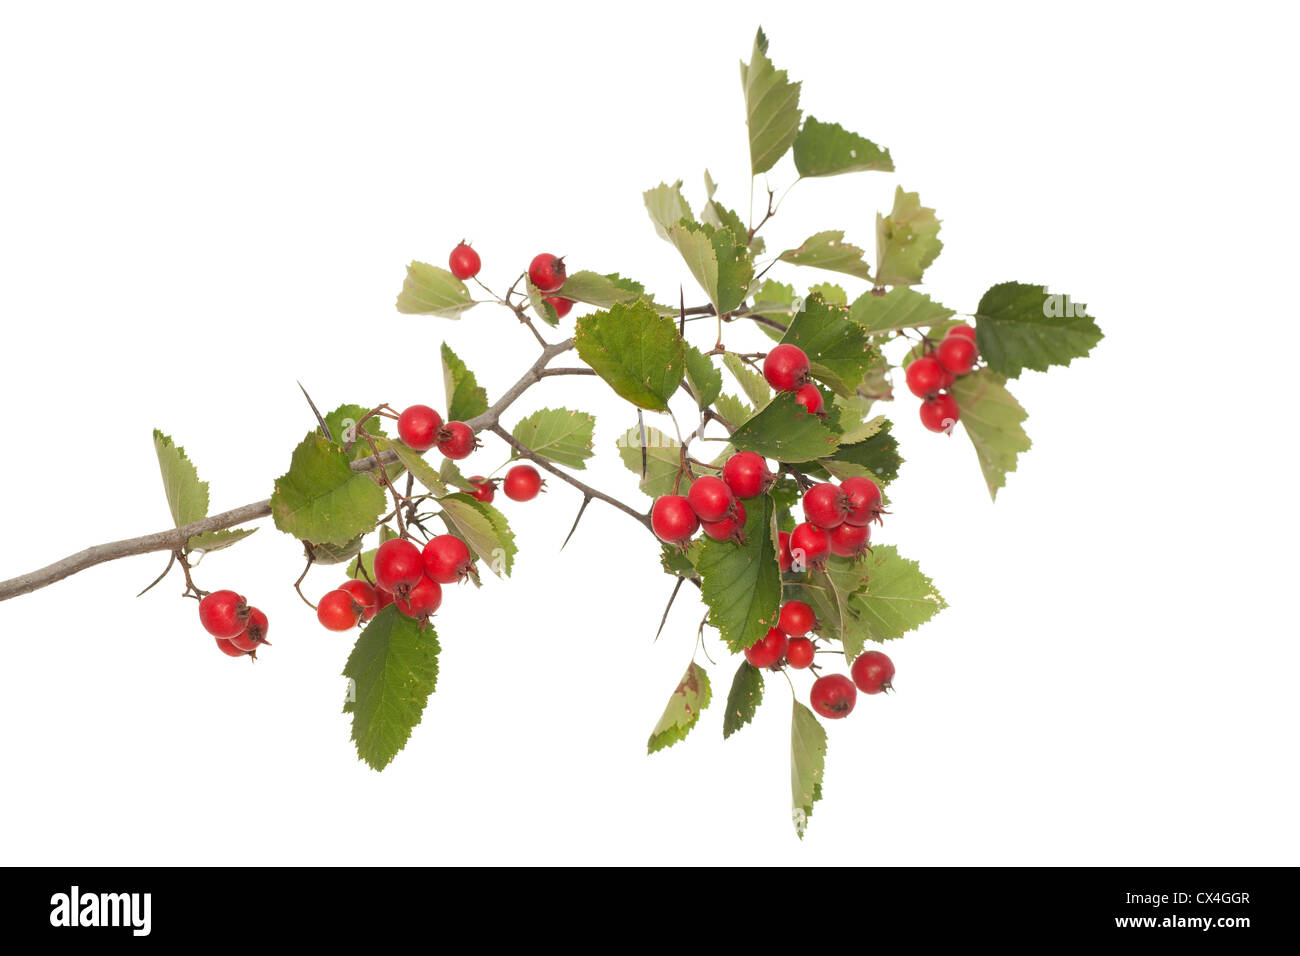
left=779, top=294, right=879, bottom=396
left=791, top=701, right=827, bottom=839
left=834, top=399, right=885, bottom=445
left=730, top=393, right=838, bottom=462
left=310, top=534, right=366, bottom=565
left=722, top=353, right=771, bottom=408
left=342, top=606, right=440, bottom=771
left=187, top=528, right=257, bottom=554
left=950, top=369, right=1032, bottom=499
left=440, top=344, right=489, bottom=422
left=779, top=230, right=873, bottom=280
left=808, top=282, right=848, bottom=306
left=702, top=171, right=763, bottom=254
left=697, top=494, right=782, bottom=653
left=875, top=187, right=943, bottom=287
left=684, top=344, right=723, bottom=408
left=510, top=407, right=596, bottom=470
left=793, top=557, right=869, bottom=650
left=575, top=301, right=685, bottom=412
left=439, top=494, right=516, bottom=577
left=554, top=270, right=669, bottom=313
left=647, top=662, right=711, bottom=754
left=740, top=28, right=802, bottom=175
left=666, top=219, right=753, bottom=316
left=382, top=439, right=451, bottom=497
left=749, top=279, right=799, bottom=319
left=644, top=181, right=694, bottom=240
left=850, top=286, right=955, bottom=333
left=271, top=433, right=387, bottom=547
left=526, top=280, right=560, bottom=327
left=850, top=545, right=947, bottom=655
left=438, top=457, right=475, bottom=494
left=819, top=421, right=902, bottom=484
left=973, top=282, right=1102, bottom=378
left=153, top=430, right=209, bottom=528
left=395, top=261, right=476, bottom=318
left=616, top=426, right=690, bottom=498
left=714, top=392, right=752, bottom=431
left=793, top=116, right=893, bottom=177
left=661, top=538, right=706, bottom=578
left=324, top=404, right=387, bottom=464
left=723, top=661, right=765, bottom=740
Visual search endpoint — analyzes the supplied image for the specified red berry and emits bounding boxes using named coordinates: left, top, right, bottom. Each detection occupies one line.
left=777, top=600, right=815, bottom=637
left=198, top=590, right=250, bottom=639
left=448, top=242, right=481, bottom=281
left=215, top=637, right=247, bottom=658
left=398, top=405, right=444, bottom=452
left=939, top=367, right=957, bottom=389
left=468, top=475, right=496, bottom=503
left=651, top=494, right=699, bottom=546
left=375, top=588, right=395, bottom=612
left=339, top=580, right=378, bottom=621
left=935, top=335, right=977, bottom=375
left=701, top=500, right=746, bottom=543
left=422, top=534, right=475, bottom=584
left=794, top=383, right=824, bottom=416
left=904, top=356, right=945, bottom=398
left=789, top=522, right=831, bottom=571
left=372, top=539, right=425, bottom=595
left=230, top=607, right=270, bottom=652
left=317, top=589, right=363, bottom=631
left=395, top=575, right=442, bottom=619
left=503, top=464, right=545, bottom=501
left=528, top=253, right=566, bottom=293
left=851, top=650, right=896, bottom=694
left=436, top=421, right=479, bottom=460
left=721, top=451, right=773, bottom=499
left=686, top=475, right=735, bottom=523
left=744, top=627, right=788, bottom=669
left=546, top=296, right=574, bottom=319
left=920, top=393, right=960, bottom=433
left=829, top=521, right=871, bottom=558
left=810, top=674, right=857, bottom=719
left=785, top=637, right=815, bottom=669
left=777, top=531, right=793, bottom=572
left=802, top=482, right=849, bottom=530
left=763, top=344, right=811, bottom=392
left=839, top=476, right=882, bottom=527
left=945, top=324, right=977, bottom=343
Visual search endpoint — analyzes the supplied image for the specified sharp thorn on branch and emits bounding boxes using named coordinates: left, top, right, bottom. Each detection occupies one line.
left=135, top=551, right=177, bottom=598
left=297, top=381, right=332, bottom=441
left=655, top=576, right=686, bottom=642
left=561, top=495, right=593, bottom=551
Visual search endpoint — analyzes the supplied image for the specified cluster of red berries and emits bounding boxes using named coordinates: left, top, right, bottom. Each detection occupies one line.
left=465, top=464, right=545, bottom=505
left=396, top=404, right=480, bottom=461
left=808, top=651, right=896, bottom=718
left=777, top=475, right=883, bottom=572
left=762, top=343, right=824, bottom=416
left=199, top=590, right=270, bottom=659
left=903, top=324, right=979, bottom=434
left=448, top=242, right=574, bottom=319
left=651, top=450, right=774, bottom=547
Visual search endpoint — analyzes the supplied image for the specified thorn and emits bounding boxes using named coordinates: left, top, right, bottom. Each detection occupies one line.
left=655, top=576, right=685, bottom=642
left=679, top=286, right=686, bottom=336
left=298, top=381, right=332, bottom=441
left=561, top=496, right=592, bottom=551
left=136, top=551, right=177, bottom=597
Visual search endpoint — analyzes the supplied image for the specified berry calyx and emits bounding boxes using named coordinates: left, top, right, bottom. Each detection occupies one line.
left=701, top=500, right=747, bottom=543
left=372, top=539, right=425, bottom=596
left=198, top=590, right=250, bottom=639
left=744, top=627, right=788, bottom=669
left=317, top=589, right=363, bottom=631
left=904, top=356, right=945, bottom=398
left=448, top=241, right=481, bottom=281
left=839, top=476, right=883, bottom=527
left=920, top=392, right=960, bottom=434
left=546, top=296, right=574, bottom=319
left=945, top=324, right=977, bottom=343
left=397, top=405, right=444, bottom=452
left=230, top=607, right=270, bottom=652
left=422, top=534, right=475, bottom=584
left=686, top=475, right=735, bottom=523
left=721, top=451, right=773, bottom=499
left=810, top=674, right=857, bottom=719
left=785, top=637, right=815, bottom=669
left=789, top=522, right=831, bottom=571
left=468, top=475, right=496, bottom=503
left=935, top=335, right=978, bottom=375
left=651, top=494, right=699, bottom=547
left=338, top=579, right=378, bottom=621
left=436, top=421, right=479, bottom=460
left=777, top=600, right=816, bottom=637
left=215, top=637, right=247, bottom=658
left=762, top=344, right=811, bottom=392
left=777, top=531, right=793, bottom=572
left=794, top=383, right=824, bottom=416
left=802, top=482, right=849, bottom=530
left=829, top=520, right=871, bottom=558
left=528, top=253, right=566, bottom=293
left=851, top=650, right=896, bottom=695
left=503, top=464, right=545, bottom=501
left=395, top=575, right=442, bottom=619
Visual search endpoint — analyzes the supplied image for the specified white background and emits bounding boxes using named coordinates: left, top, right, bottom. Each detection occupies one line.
left=1, top=1, right=1296, bottom=866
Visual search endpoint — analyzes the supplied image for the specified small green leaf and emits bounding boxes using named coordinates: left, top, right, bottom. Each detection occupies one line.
left=950, top=369, right=1032, bottom=499
left=730, top=393, right=838, bottom=462
left=667, top=219, right=753, bottom=316
left=510, top=407, right=596, bottom=470
left=382, top=439, right=451, bottom=497
left=722, top=353, right=771, bottom=408
left=697, top=494, right=781, bottom=653
left=616, top=426, right=690, bottom=498
left=527, top=280, right=560, bottom=326
left=310, top=534, right=366, bottom=565
left=779, top=294, right=879, bottom=396
left=324, top=404, right=387, bottom=465
left=779, top=230, right=873, bottom=280
left=554, top=270, right=670, bottom=313
left=850, top=286, right=955, bottom=333
left=749, top=279, right=799, bottom=320
left=153, top=430, right=209, bottom=528
left=875, top=187, right=943, bottom=287
left=808, top=282, right=848, bottom=306
left=723, top=661, right=765, bottom=740
left=187, top=528, right=256, bottom=554
left=271, top=433, right=387, bottom=547
left=818, top=421, right=902, bottom=484
left=974, top=282, right=1102, bottom=378
left=644, top=181, right=694, bottom=240
left=661, top=538, right=706, bottom=578
left=793, top=116, right=893, bottom=177
left=440, top=493, right=516, bottom=577
left=440, top=344, right=489, bottom=422
left=849, top=545, right=947, bottom=656
left=342, top=606, right=440, bottom=771
left=714, top=393, right=753, bottom=431
left=740, top=28, right=802, bottom=175
left=395, top=261, right=476, bottom=318
left=791, top=701, right=827, bottom=839
left=575, top=301, right=685, bottom=412
left=647, top=662, right=711, bottom=754
left=701, top=171, right=763, bottom=254
left=684, top=344, right=723, bottom=408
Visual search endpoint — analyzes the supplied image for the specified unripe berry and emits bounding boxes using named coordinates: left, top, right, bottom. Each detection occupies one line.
left=397, top=405, right=444, bottom=452
left=789, top=522, right=831, bottom=571
left=777, top=600, right=816, bottom=637
left=230, top=607, right=270, bottom=652
left=339, top=579, right=378, bottom=621
left=546, top=296, right=574, bottom=319
left=652, top=494, right=699, bottom=546
left=721, top=451, right=773, bottom=499
left=372, top=539, right=425, bottom=595
left=794, top=383, right=824, bottom=416
left=904, top=356, right=945, bottom=398
left=468, top=475, right=496, bottom=503
left=744, top=627, right=788, bottom=669
left=422, top=534, right=475, bottom=584
left=829, top=520, right=871, bottom=558
left=935, top=335, right=977, bottom=375
left=851, top=650, right=896, bottom=694
left=785, top=637, right=815, bottom=669
left=701, top=500, right=746, bottom=543
left=810, top=674, right=857, bottom=719
left=199, top=590, right=250, bottom=639
left=318, top=589, right=363, bottom=631
left=839, top=476, right=883, bottom=527
left=448, top=242, right=481, bottom=280
left=801, top=482, right=849, bottom=530
left=436, top=421, right=479, bottom=460
left=686, top=475, right=735, bottom=523
left=920, top=393, right=960, bottom=433
left=762, top=344, right=811, bottom=392
left=503, top=464, right=545, bottom=501
left=395, top=575, right=442, bottom=619
left=528, top=253, right=566, bottom=293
